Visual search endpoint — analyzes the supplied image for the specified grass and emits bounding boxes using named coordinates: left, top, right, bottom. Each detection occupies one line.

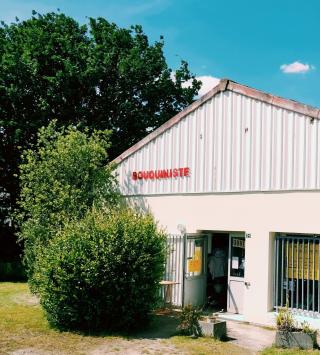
left=0, top=282, right=249, bottom=355
left=0, top=283, right=117, bottom=354
left=261, top=347, right=320, bottom=354
left=3, top=282, right=318, bottom=355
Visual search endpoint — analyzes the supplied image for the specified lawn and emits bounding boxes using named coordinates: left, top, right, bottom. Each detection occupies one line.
left=261, top=348, right=320, bottom=355
left=0, top=282, right=247, bottom=354
left=0, top=283, right=116, bottom=354
left=1, top=282, right=319, bottom=355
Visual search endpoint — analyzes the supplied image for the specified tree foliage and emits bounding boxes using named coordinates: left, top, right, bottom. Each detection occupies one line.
left=17, top=121, right=119, bottom=280
left=18, top=122, right=166, bottom=332
left=33, top=207, right=166, bottom=331
left=0, top=12, right=201, bottom=248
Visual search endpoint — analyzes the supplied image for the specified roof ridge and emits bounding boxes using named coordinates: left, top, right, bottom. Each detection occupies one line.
left=113, top=79, right=320, bottom=164
left=227, top=80, right=320, bottom=118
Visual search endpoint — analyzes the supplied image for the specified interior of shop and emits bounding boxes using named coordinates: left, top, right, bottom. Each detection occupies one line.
left=206, top=233, right=229, bottom=311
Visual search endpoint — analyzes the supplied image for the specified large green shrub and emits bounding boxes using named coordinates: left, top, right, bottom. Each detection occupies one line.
left=33, top=207, right=166, bottom=331
left=17, top=121, right=119, bottom=282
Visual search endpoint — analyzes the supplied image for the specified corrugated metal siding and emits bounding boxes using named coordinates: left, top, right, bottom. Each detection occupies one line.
left=117, top=90, right=320, bottom=195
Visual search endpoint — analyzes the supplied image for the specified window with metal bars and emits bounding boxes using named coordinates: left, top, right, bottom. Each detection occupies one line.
left=274, top=234, right=320, bottom=315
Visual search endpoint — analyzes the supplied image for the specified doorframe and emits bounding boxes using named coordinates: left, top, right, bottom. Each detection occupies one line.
left=182, top=232, right=208, bottom=307
left=227, top=232, right=246, bottom=314
left=181, top=230, right=246, bottom=310
left=182, top=233, right=186, bottom=307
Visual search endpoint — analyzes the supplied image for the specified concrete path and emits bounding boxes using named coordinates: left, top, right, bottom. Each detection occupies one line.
left=90, top=320, right=277, bottom=354
left=226, top=321, right=276, bottom=352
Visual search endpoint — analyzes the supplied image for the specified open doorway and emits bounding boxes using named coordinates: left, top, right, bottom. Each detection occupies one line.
left=207, top=233, right=229, bottom=311
left=183, top=231, right=245, bottom=313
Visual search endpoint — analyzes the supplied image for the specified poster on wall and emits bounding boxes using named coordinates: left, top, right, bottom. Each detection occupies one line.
left=232, top=256, right=239, bottom=269
left=188, top=245, right=202, bottom=274
left=286, top=242, right=319, bottom=280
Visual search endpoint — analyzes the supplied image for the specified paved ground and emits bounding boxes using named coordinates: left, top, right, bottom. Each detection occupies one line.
left=10, top=317, right=277, bottom=354
left=89, top=316, right=277, bottom=354
left=226, top=321, right=276, bottom=352
left=90, top=339, right=180, bottom=355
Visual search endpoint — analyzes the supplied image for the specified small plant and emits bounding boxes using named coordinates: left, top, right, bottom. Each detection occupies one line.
left=276, top=305, right=296, bottom=332
left=275, top=304, right=318, bottom=349
left=300, top=320, right=317, bottom=346
left=177, top=305, right=202, bottom=337
left=301, top=320, right=314, bottom=335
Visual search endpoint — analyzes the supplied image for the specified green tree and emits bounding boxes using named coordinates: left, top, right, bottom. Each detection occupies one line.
left=17, top=121, right=119, bottom=280
left=0, top=12, right=201, bottom=253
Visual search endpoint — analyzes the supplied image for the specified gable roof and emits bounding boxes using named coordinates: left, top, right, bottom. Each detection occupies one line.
left=114, top=78, right=320, bottom=164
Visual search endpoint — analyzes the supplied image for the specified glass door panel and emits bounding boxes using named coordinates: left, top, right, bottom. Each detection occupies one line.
left=230, top=236, right=245, bottom=278
left=228, top=233, right=246, bottom=314
left=184, top=234, right=207, bottom=307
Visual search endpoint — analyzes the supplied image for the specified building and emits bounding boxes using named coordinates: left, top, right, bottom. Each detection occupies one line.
left=114, top=79, right=320, bottom=328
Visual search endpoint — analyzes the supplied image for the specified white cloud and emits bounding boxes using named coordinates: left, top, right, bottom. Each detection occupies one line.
left=280, top=61, right=315, bottom=74
left=183, top=75, right=220, bottom=97
left=170, top=71, right=177, bottom=82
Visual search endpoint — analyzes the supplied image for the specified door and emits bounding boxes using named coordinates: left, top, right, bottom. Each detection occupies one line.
left=228, top=233, right=246, bottom=314
left=183, top=234, right=207, bottom=307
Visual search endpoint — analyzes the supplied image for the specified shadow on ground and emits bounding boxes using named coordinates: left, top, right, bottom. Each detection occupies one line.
left=130, top=309, right=180, bottom=339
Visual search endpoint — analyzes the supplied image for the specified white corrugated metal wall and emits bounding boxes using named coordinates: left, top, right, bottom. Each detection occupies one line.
left=117, top=90, right=320, bottom=195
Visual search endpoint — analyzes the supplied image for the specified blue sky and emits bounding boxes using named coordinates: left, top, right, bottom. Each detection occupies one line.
left=1, top=0, right=319, bottom=106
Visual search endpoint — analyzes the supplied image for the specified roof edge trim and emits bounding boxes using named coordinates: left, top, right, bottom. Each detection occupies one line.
left=113, top=79, right=229, bottom=163
left=228, top=81, right=320, bottom=119
left=113, top=78, right=320, bottom=164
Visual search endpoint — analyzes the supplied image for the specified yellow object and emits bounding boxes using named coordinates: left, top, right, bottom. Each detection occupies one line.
left=286, top=242, right=319, bottom=280
left=188, top=245, right=202, bottom=273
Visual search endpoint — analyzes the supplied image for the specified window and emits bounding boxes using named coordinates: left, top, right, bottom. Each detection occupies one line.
left=186, top=238, right=204, bottom=277
left=230, top=237, right=245, bottom=278
left=274, top=234, right=320, bottom=314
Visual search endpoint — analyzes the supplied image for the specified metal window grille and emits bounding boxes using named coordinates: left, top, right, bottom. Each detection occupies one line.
left=274, top=233, right=320, bottom=317
left=162, top=234, right=185, bottom=306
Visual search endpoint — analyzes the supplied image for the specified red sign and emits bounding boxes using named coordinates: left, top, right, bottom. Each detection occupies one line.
left=132, top=167, right=190, bottom=181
